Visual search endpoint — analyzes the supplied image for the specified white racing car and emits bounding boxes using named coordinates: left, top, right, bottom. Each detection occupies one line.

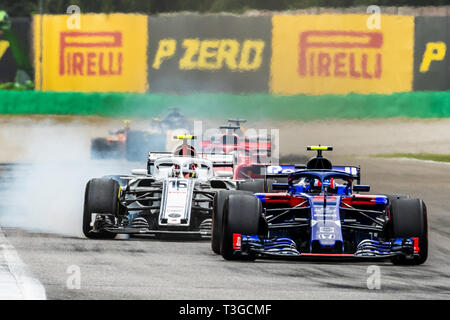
left=83, top=141, right=238, bottom=239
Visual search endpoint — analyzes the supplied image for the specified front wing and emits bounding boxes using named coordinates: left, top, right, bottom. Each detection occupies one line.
left=95, top=226, right=211, bottom=238
left=233, top=235, right=419, bottom=261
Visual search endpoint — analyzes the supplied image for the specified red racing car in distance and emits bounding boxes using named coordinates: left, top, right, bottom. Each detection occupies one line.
left=198, top=119, right=272, bottom=169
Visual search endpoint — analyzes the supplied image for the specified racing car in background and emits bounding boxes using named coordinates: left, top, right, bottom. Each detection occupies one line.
left=199, top=119, right=273, bottom=165
left=90, top=108, right=192, bottom=161
left=212, top=146, right=428, bottom=265
left=83, top=136, right=261, bottom=239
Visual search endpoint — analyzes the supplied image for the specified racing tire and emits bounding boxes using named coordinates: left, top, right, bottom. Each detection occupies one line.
left=237, top=180, right=264, bottom=193
left=83, top=178, right=120, bottom=239
left=211, top=190, right=251, bottom=255
left=237, top=179, right=278, bottom=193
left=236, top=180, right=266, bottom=193
left=390, top=198, right=428, bottom=265
left=384, top=194, right=411, bottom=201
left=220, top=194, right=263, bottom=261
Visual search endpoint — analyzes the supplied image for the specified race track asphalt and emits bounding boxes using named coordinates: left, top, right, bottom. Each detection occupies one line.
left=1, top=157, right=449, bottom=300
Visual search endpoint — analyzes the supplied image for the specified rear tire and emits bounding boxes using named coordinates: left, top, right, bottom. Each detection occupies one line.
left=390, top=198, right=428, bottom=265
left=221, top=194, right=262, bottom=261
left=237, top=179, right=278, bottom=193
left=83, top=178, right=120, bottom=239
left=384, top=194, right=411, bottom=201
left=237, top=180, right=264, bottom=193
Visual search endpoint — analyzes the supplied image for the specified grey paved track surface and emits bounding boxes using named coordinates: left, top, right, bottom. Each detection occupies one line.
left=0, top=157, right=449, bottom=299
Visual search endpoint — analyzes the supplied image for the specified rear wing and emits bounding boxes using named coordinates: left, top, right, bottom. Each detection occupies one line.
left=147, top=151, right=234, bottom=168
left=228, top=119, right=247, bottom=126
left=219, top=125, right=240, bottom=131
left=265, top=165, right=361, bottom=183
left=199, top=153, right=234, bottom=167
left=148, top=152, right=172, bottom=163
left=332, top=166, right=361, bottom=182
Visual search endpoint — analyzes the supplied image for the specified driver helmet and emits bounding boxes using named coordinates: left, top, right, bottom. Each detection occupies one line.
left=328, top=178, right=336, bottom=189
left=309, top=178, right=322, bottom=192
left=328, top=178, right=337, bottom=192
left=183, top=163, right=198, bottom=178
left=171, top=164, right=181, bottom=177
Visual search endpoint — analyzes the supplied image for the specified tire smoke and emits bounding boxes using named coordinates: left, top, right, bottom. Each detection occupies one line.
left=0, top=117, right=139, bottom=238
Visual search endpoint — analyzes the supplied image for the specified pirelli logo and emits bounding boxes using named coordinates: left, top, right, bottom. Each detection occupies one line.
left=271, top=15, right=413, bottom=94
left=59, top=31, right=123, bottom=76
left=36, top=14, right=147, bottom=92
left=298, top=31, right=383, bottom=79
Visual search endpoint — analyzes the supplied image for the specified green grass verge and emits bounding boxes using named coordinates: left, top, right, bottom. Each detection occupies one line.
left=0, top=90, right=450, bottom=120
left=374, top=153, right=450, bottom=163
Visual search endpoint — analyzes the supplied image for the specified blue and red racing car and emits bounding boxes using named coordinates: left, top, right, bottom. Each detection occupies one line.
left=211, top=146, right=428, bottom=265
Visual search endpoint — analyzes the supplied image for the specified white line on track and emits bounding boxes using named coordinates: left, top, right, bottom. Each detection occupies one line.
left=385, top=157, right=450, bottom=166
left=0, top=227, right=46, bottom=300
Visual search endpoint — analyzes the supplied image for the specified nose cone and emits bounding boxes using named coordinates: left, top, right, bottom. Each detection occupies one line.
left=310, top=196, right=344, bottom=253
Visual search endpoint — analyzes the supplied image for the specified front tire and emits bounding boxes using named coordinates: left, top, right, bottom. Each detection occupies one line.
left=383, top=194, right=411, bottom=201
left=390, top=198, right=428, bottom=265
left=211, top=190, right=251, bottom=254
left=83, top=178, right=120, bottom=239
left=220, top=194, right=263, bottom=261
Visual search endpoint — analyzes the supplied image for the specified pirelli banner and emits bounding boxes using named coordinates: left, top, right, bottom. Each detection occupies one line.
left=34, top=14, right=148, bottom=92
left=271, top=14, right=414, bottom=95
left=147, top=14, right=271, bottom=93
left=32, top=13, right=450, bottom=94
